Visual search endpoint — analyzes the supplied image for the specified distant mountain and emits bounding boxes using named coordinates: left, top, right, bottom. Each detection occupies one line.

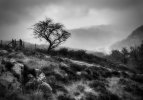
left=111, top=25, right=143, bottom=50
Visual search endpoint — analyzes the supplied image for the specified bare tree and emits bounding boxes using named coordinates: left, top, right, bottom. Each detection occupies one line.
left=32, top=18, right=71, bottom=52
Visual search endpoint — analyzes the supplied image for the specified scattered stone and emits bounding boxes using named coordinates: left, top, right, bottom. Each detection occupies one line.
left=0, top=50, right=8, bottom=55
left=37, top=72, right=46, bottom=82
left=10, top=58, right=16, bottom=63
left=76, top=72, right=81, bottom=76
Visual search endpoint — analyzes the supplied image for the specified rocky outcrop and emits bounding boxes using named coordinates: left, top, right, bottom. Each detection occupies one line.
left=0, top=71, right=20, bottom=89
left=0, top=50, right=143, bottom=100
left=0, top=58, right=52, bottom=99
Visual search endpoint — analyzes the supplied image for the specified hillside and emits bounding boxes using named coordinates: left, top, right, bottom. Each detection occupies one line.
left=1, top=40, right=48, bottom=49
left=111, top=25, right=143, bottom=50
left=1, top=40, right=106, bottom=57
left=0, top=48, right=143, bottom=100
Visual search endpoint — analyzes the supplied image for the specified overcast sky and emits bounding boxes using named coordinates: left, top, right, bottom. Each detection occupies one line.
left=0, top=0, right=143, bottom=53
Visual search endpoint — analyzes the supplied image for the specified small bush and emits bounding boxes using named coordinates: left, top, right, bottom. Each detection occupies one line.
left=58, top=94, right=75, bottom=100
left=70, top=63, right=86, bottom=72
left=83, top=93, right=97, bottom=100
left=89, top=80, right=107, bottom=93
left=76, top=85, right=85, bottom=92
left=131, top=74, right=143, bottom=83
left=41, top=65, right=57, bottom=76
left=97, top=92, right=120, bottom=100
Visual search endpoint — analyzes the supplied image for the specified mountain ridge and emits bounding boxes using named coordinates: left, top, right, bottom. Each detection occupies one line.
left=111, top=25, right=143, bottom=50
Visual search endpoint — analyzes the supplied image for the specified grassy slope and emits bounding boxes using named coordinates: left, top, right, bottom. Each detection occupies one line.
left=0, top=49, right=143, bottom=100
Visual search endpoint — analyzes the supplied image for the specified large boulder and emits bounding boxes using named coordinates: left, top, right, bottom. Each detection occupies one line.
left=25, top=68, right=52, bottom=93
left=0, top=72, right=20, bottom=90
left=1, top=58, right=24, bottom=81
left=12, top=62, right=24, bottom=80
left=0, top=57, right=53, bottom=99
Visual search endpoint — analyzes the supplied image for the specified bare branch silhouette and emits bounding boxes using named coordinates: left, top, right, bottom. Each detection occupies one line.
left=32, top=18, right=71, bottom=52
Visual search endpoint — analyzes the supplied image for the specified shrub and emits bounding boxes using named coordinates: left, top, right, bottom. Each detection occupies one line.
left=70, top=63, right=86, bottom=72
left=89, top=80, right=107, bottom=93
left=97, top=92, right=120, bottom=100
left=83, top=93, right=97, bottom=100
left=41, top=65, right=57, bottom=76
left=58, top=94, right=75, bottom=100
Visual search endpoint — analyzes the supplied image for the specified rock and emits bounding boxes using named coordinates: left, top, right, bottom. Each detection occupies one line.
left=0, top=57, right=52, bottom=98
left=25, top=75, right=52, bottom=93
left=12, top=63, right=24, bottom=75
left=39, top=82, right=52, bottom=93
left=37, top=72, right=46, bottom=82
left=12, top=62, right=24, bottom=80
left=15, top=52, right=25, bottom=59
left=60, top=62, right=69, bottom=68
left=25, top=68, right=51, bottom=92
left=45, top=55, right=50, bottom=59
left=38, top=82, right=53, bottom=99
left=0, top=50, right=8, bottom=55
left=76, top=71, right=88, bottom=77
left=1, top=58, right=24, bottom=80
left=0, top=72, right=15, bottom=83
left=27, top=74, right=34, bottom=79
left=64, top=73, right=68, bottom=77
left=76, top=72, right=81, bottom=76
left=0, top=72, right=20, bottom=89
left=34, top=68, right=46, bottom=82
left=7, top=52, right=16, bottom=58
left=10, top=58, right=16, bottom=63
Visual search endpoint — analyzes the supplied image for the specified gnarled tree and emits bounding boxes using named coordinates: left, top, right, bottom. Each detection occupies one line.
left=33, top=18, right=71, bottom=52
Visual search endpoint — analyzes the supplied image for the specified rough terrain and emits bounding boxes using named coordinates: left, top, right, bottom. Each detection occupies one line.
left=0, top=49, right=143, bottom=100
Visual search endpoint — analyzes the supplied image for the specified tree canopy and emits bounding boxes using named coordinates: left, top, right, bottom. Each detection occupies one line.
left=33, top=18, right=71, bottom=52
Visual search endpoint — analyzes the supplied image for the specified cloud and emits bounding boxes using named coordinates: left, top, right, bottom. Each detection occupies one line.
left=0, top=0, right=142, bottom=26
left=0, top=0, right=54, bottom=26
left=0, top=0, right=55, bottom=39
left=62, top=25, right=127, bottom=51
left=0, top=0, right=143, bottom=52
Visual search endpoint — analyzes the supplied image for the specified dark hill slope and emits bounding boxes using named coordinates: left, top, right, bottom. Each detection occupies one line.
left=0, top=49, right=143, bottom=100
left=111, top=25, right=143, bottom=50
